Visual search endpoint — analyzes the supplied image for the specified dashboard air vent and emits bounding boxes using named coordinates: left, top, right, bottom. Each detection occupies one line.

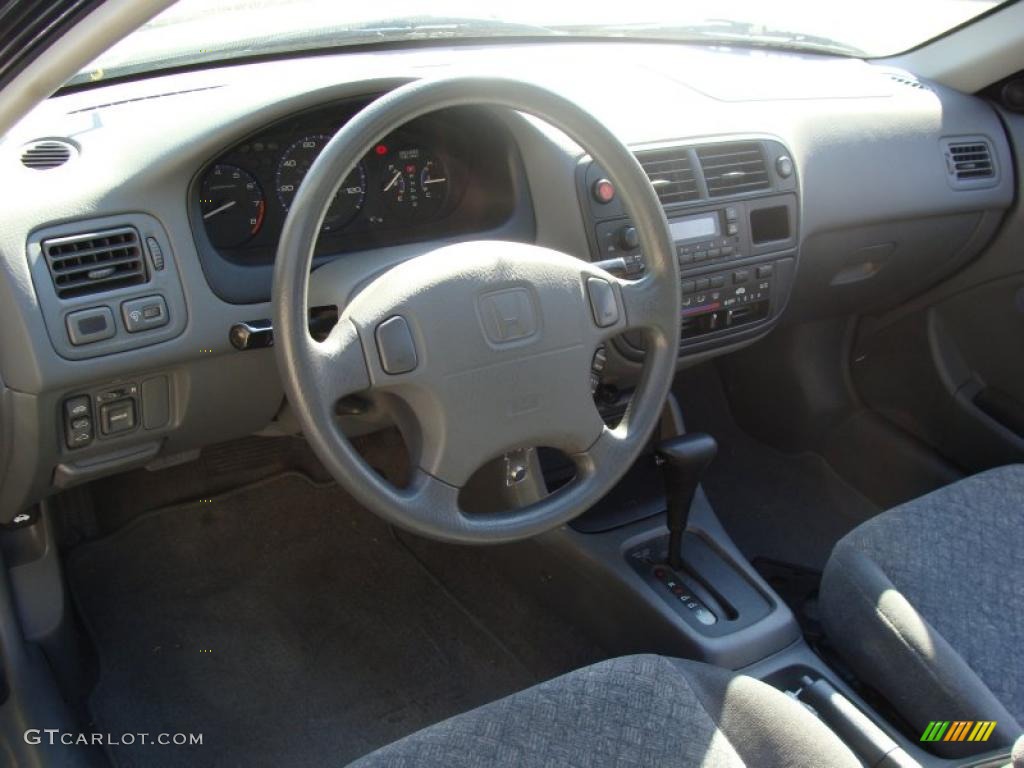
left=20, top=139, right=75, bottom=169
left=944, top=139, right=995, bottom=184
left=42, top=227, right=147, bottom=299
left=637, top=148, right=700, bottom=205
left=887, top=73, right=930, bottom=91
left=697, top=142, right=770, bottom=197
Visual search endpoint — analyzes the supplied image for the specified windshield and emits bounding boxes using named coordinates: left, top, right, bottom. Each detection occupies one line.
left=71, top=0, right=1009, bottom=86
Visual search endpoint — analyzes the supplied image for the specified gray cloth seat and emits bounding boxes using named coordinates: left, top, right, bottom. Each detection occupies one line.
left=347, top=654, right=860, bottom=767
left=820, top=465, right=1024, bottom=758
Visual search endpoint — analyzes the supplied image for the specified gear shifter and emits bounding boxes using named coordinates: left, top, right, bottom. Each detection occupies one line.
left=656, top=433, right=718, bottom=570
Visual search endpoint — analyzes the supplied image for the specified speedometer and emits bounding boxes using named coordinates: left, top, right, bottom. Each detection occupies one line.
left=275, top=134, right=367, bottom=231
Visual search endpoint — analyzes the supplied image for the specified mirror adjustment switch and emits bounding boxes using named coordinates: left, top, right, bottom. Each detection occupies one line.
left=375, top=316, right=417, bottom=374
left=121, top=295, right=168, bottom=333
left=99, top=399, right=136, bottom=435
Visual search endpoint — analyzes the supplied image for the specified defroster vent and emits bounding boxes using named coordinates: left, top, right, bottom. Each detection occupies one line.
left=637, top=148, right=701, bottom=206
left=42, top=227, right=147, bottom=299
left=698, top=142, right=770, bottom=197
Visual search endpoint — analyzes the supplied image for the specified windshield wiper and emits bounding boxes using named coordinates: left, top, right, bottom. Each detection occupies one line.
left=557, top=19, right=866, bottom=57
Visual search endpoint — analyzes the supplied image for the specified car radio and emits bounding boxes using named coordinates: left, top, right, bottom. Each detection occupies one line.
left=592, top=197, right=795, bottom=276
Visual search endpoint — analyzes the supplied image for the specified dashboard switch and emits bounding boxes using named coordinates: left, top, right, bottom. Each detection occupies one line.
left=66, top=306, right=115, bottom=346
left=375, top=316, right=417, bottom=374
left=122, top=295, right=168, bottom=333
left=100, top=399, right=136, bottom=435
left=592, top=178, right=615, bottom=204
left=64, top=395, right=93, bottom=448
left=617, top=226, right=639, bottom=251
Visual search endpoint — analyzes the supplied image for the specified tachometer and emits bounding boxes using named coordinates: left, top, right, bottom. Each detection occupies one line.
left=276, top=134, right=367, bottom=231
left=199, top=164, right=266, bottom=248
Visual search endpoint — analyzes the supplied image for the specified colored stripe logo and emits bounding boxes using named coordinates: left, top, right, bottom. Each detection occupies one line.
left=920, top=721, right=997, bottom=742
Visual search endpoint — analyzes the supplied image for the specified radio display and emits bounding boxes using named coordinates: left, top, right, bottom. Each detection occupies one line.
left=670, top=213, right=719, bottom=242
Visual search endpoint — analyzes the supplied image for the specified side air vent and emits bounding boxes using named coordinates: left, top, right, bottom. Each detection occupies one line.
left=637, top=148, right=700, bottom=205
left=42, top=227, right=147, bottom=299
left=697, top=142, right=770, bottom=197
left=943, top=139, right=995, bottom=186
left=20, top=139, right=75, bottom=169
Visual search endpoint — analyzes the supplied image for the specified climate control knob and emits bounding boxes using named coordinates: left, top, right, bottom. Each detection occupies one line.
left=617, top=225, right=639, bottom=251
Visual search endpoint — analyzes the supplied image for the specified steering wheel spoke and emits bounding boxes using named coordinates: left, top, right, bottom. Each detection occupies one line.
left=614, top=273, right=671, bottom=336
left=308, top=318, right=372, bottom=405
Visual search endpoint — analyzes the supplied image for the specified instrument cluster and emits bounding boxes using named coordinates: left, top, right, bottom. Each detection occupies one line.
left=193, top=101, right=514, bottom=264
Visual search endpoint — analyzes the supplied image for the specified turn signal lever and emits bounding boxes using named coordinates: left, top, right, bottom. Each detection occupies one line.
left=656, top=433, right=718, bottom=570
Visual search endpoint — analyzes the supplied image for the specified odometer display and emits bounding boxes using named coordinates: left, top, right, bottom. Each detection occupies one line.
left=199, top=164, right=266, bottom=248
left=275, top=134, right=367, bottom=232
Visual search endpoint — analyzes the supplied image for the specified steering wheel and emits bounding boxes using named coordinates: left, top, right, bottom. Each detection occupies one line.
left=273, top=77, right=680, bottom=544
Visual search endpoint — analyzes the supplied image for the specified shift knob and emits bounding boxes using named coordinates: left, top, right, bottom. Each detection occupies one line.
left=656, top=433, right=717, bottom=570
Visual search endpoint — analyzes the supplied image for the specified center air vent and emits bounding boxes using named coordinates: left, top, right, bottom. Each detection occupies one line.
left=637, top=148, right=700, bottom=206
left=42, top=227, right=147, bottom=299
left=21, top=139, right=75, bottom=169
left=697, top=142, right=770, bottom=197
left=943, top=139, right=995, bottom=186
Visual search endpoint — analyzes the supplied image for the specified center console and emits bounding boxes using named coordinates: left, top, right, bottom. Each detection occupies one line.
left=577, top=137, right=799, bottom=361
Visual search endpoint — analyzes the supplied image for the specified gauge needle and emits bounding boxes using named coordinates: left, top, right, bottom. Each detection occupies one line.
left=422, top=177, right=447, bottom=184
left=203, top=200, right=237, bottom=219
left=383, top=171, right=402, bottom=192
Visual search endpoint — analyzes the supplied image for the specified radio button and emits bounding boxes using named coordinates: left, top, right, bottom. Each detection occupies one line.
left=757, top=264, right=774, bottom=278
left=727, top=223, right=739, bottom=236
left=733, top=269, right=750, bottom=284
left=681, top=280, right=696, bottom=294
left=725, top=206, right=738, bottom=221
left=695, top=278, right=710, bottom=292
left=721, top=246, right=735, bottom=257
left=693, top=251, right=708, bottom=262
left=710, top=275, right=725, bottom=289
left=707, top=248, right=721, bottom=259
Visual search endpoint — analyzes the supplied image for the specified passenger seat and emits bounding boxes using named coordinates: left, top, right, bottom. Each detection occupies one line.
left=819, top=466, right=1024, bottom=757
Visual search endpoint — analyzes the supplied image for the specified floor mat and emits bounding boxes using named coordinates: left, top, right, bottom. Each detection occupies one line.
left=676, top=365, right=880, bottom=571
left=67, top=473, right=539, bottom=768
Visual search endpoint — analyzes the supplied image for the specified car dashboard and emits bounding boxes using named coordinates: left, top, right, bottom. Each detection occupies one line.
left=0, top=42, right=1015, bottom=522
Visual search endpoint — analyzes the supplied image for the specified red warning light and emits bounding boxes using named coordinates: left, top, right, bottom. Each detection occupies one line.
left=374, top=144, right=388, bottom=155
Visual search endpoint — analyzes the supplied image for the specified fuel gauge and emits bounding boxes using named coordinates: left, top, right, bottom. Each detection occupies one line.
left=380, top=149, right=449, bottom=222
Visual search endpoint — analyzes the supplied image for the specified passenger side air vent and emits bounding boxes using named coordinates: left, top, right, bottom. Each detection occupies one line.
left=637, top=148, right=700, bottom=206
left=697, top=142, right=770, bottom=197
left=943, top=138, right=996, bottom=187
left=42, top=227, right=147, bottom=299
left=20, top=139, right=75, bottom=169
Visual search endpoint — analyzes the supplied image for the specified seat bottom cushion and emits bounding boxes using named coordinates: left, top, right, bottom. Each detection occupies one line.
left=820, top=465, right=1024, bottom=757
left=347, top=654, right=860, bottom=767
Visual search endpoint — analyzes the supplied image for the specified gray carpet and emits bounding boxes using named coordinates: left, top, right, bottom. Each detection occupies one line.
left=67, top=473, right=541, bottom=768
left=676, top=365, right=880, bottom=571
